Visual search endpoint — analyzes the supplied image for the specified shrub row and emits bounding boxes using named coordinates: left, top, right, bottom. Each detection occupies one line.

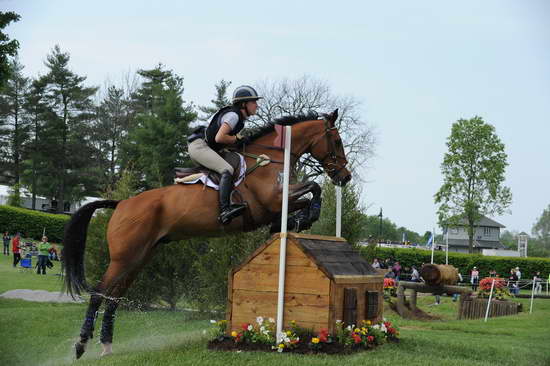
left=359, top=246, right=550, bottom=279
left=0, top=205, right=69, bottom=242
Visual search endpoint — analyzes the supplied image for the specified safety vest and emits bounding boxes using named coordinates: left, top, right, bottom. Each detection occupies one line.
left=205, top=106, right=245, bottom=152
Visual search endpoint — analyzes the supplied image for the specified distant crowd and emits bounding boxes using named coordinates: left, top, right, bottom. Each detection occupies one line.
left=371, top=257, right=549, bottom=296
left=2, top=232, right=60, bottom=275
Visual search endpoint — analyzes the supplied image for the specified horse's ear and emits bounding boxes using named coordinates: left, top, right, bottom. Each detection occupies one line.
left=327, top=108, right=339, bottom=127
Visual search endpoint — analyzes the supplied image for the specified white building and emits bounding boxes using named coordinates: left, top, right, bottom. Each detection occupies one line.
left=0, top=184, right=101, bottom=214
left=446, top=215, right=506, bottom=254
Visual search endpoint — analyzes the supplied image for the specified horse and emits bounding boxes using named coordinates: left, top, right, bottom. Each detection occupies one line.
left=63, top=109, right=351, bottom=359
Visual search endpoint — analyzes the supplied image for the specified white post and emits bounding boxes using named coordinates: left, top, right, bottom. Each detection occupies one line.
left=430, top=227, right=435, bottom=264
left=445, top=227, right=449, bottom=265
left=276, top=126, right=291, bottom=343
left=529, top=278, right=536, bottom=314
left=335, top=186, right=342, bottom=237
left=484, top=279, right=496, bottom=322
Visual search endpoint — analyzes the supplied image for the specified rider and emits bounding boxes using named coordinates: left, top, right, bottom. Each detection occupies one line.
left=188, top=85, right=262, bottom=225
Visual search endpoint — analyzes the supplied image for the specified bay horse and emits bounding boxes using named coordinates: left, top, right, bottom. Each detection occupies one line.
left=63, top=109, right=351, bottom=359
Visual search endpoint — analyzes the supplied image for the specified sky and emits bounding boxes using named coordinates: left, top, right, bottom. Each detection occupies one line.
left=3, top=0, right=550, bottom=237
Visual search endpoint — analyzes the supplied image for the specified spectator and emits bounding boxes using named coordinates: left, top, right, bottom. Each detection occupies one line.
left=392, top=261, right=402, bottom=281
left=470, top=267, right=480, bottom=291
left=384, top=270, right=396, bottom=279
left=508, top=269, right=519, bottom=295
left=515, top=267, right=521, bottom=280
left=371, top=258, right=381, bottom=269
left=489, top=269, right=497, bottom=277
left=11, top=233, right=21, bottom=267
left=411, top=266, right=420, bottom=282
left=36, top=236, right=52, bottom=275
left=534, top=272, right=542, bottom=295
left=3, top=231, right=10, bottom=255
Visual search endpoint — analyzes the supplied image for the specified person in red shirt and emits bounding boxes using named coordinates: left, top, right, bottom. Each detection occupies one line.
left=12, top=232, right=21, bottom=267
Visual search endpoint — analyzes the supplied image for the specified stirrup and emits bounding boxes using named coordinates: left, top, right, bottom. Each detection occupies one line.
left=218, top=205, right=246, bottom=225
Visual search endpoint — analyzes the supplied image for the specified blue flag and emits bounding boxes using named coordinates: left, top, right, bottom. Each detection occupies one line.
left=426, top=233, right=434, bottom=248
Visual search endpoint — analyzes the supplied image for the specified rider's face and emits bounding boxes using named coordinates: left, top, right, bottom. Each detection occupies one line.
left=245, top=100, right=258, bottom=116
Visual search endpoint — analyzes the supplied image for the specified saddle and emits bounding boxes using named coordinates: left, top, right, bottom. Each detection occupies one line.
left=174, top=150, right=243, bottom=185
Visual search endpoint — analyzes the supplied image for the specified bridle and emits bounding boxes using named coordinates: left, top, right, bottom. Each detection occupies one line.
left=309, top=118, right=348, bottom=181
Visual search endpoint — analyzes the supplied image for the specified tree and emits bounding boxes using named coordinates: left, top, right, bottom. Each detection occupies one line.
left=435, top=116, right=512, bottom=253
left=532, top=204, right=550, bottom=256
left=0, top=59, right=30, bottom=184
left=121, top=64, right=196, bottom=189
left=198, top=79, right=231, bottom=120
left=254, top=75, right=376, bottom=180
left=37, top=45, right=99, bottom=211
left=310, top=179, right=367, bottom=246
left=0, top=11, right=20, bottom=87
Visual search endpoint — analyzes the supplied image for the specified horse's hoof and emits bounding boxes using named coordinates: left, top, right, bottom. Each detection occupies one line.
left=75, top=341, right=86, bottom=359
left=101, top=343, right=112, bottom=357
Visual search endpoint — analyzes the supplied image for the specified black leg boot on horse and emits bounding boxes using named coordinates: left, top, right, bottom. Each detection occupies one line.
left=218, top=170, right=245, bottom=225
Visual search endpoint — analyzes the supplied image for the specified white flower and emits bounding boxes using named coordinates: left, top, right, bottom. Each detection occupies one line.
left=278, top=347, right=284, bottom=353
left=210, top=319, right=217, bottom=324
left=247, top=324, right=253, bottom=331
left=260, top=326, right=266, bottom=333
left=381, top=324, right=387, bottom=333
left=269, top=317, right=275, bottom=323
left=383, top=317, right=387, bottom=322
left=336, top=319, right=342, bottom=323
left=256, top=316, right=264, bottom=325
left=373, top=324, right=380, bottom=330
left=346, top=325, right=353, bottom=331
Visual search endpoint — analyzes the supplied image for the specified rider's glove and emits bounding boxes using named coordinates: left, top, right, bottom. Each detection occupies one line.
left=235, top=133, right=250, bottom=145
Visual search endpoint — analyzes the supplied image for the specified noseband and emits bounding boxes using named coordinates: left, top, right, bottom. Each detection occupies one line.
left=310, top=119, right=348, bottom=180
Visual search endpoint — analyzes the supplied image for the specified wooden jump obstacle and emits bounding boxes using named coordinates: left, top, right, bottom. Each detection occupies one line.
left=227, top=233, right=384, bottom=334
left=458, top=298, right=521, bottom=319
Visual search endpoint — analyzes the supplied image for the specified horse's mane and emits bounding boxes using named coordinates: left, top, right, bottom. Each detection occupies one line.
left=247, top=112, right=319, bottom=142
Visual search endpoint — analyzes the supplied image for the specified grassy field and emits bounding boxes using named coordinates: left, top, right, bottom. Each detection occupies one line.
left=1, top=253, right=549, bottom=366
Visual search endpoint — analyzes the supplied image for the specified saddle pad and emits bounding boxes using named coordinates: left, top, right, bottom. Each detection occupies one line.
left=174, top=153, right=247, bottom=191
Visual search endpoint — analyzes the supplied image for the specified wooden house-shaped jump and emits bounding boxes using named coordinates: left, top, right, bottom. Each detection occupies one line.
left=227, top=233, right=383, bottom=334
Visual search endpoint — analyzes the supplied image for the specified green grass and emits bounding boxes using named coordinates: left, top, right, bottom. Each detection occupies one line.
left=1, top=253, right=549, bottom=366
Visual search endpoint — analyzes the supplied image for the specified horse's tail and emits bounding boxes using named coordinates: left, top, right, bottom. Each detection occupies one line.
left=62, top=199, right=120, bottom=298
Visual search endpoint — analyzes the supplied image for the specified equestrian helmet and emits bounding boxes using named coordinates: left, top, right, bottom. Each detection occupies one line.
left=232, top=85, right=263, bottom=104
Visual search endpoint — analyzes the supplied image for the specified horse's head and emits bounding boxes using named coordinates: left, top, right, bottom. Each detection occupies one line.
left=310, top=109, right=352, bottom=186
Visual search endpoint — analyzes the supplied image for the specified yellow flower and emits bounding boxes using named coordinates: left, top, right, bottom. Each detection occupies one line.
left=278, top=343, right=285, bottom=348
left=231, top=331, right=238, bottom=337
left=312, top=337, right=320, bottom=344
left=286, top=330, right=292, bottom=336
left=366, top=320, right=372, bottom=325
left=354, top=328, right=360, bottom=333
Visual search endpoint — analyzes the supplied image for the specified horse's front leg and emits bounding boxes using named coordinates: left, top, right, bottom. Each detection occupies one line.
left=269, top=181, right=322, bottom=233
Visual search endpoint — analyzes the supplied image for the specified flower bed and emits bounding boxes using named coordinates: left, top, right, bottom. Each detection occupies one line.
left=207, top=317, right=399, bottom=354
left=477, top=277, right=511, bottom=300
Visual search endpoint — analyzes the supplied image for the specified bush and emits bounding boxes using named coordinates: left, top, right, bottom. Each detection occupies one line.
left=360, top=246, right=550, bottom=279
left=0, top=205, right=69, bottom=242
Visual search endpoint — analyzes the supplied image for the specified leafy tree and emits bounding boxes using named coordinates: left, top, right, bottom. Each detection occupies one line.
left=0, top=59, right=30, bottom=184
left=435, top=116, right=512, bottom=253
left=254, top=75, right=376, bottom=180
left=7, top=182, right=22, bottom=207
left=310, top=179, right=367, bottom=245
left=0, top=11, right=20, bottom=87
left=531, top=204, right=550, bottom=257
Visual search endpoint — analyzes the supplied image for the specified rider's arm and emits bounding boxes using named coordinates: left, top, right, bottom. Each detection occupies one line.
left=215, top=123, right=238, bottom=145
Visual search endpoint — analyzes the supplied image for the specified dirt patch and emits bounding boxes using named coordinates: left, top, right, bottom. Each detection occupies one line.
left=0, top=289, right=84, bottom=303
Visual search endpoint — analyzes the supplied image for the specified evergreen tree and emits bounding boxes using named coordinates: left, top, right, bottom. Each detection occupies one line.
left=122, top=64, right=196, bottom=189
left=0, top=59, right=30, bottom=185
left=198, top=79, right=231, bottom=120
left=38, top=45, right=99, bottom=211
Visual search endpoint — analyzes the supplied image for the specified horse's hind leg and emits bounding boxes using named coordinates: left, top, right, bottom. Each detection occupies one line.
left=74, top=289, right=105, bottom=359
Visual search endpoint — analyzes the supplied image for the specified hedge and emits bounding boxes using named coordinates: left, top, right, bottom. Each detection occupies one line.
left=359, top=246, right=550, bottom=280
left=0, top=205, right=69, bottom=242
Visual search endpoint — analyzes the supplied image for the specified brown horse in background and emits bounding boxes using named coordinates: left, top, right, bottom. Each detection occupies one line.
left=63, top=109, right=351, bottom=358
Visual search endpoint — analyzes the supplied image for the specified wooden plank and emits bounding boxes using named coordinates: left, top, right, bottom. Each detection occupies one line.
left=333, top=275, right=384, bottom=284
left=232, top=289, right=330, bottom=307
left=230, top=235, right=280, bottom=275
left=232, top=301, right=329, bottom=325
left=288, top=232, right=347, bottom=242
left=343, top=288, right=357, bottom=327
left=233, top=263, right=330, bottom=295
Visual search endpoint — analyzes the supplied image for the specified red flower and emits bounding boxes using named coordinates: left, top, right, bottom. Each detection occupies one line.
left=384, top=321, right=391, bottom=328
left=388, top=327, right=396, bottom=334
left=367, top=335, right=374, bottom=342
left=384, top=278, right=396, bottom=288
left=318, top=328, right=329, bottom=342
left=241, top=323, right=249, bottom=330
left=352, top=334, right=362, bottom=344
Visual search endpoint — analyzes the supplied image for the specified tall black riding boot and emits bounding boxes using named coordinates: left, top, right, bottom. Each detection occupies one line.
left=218, top=171, right=245, bottom=225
